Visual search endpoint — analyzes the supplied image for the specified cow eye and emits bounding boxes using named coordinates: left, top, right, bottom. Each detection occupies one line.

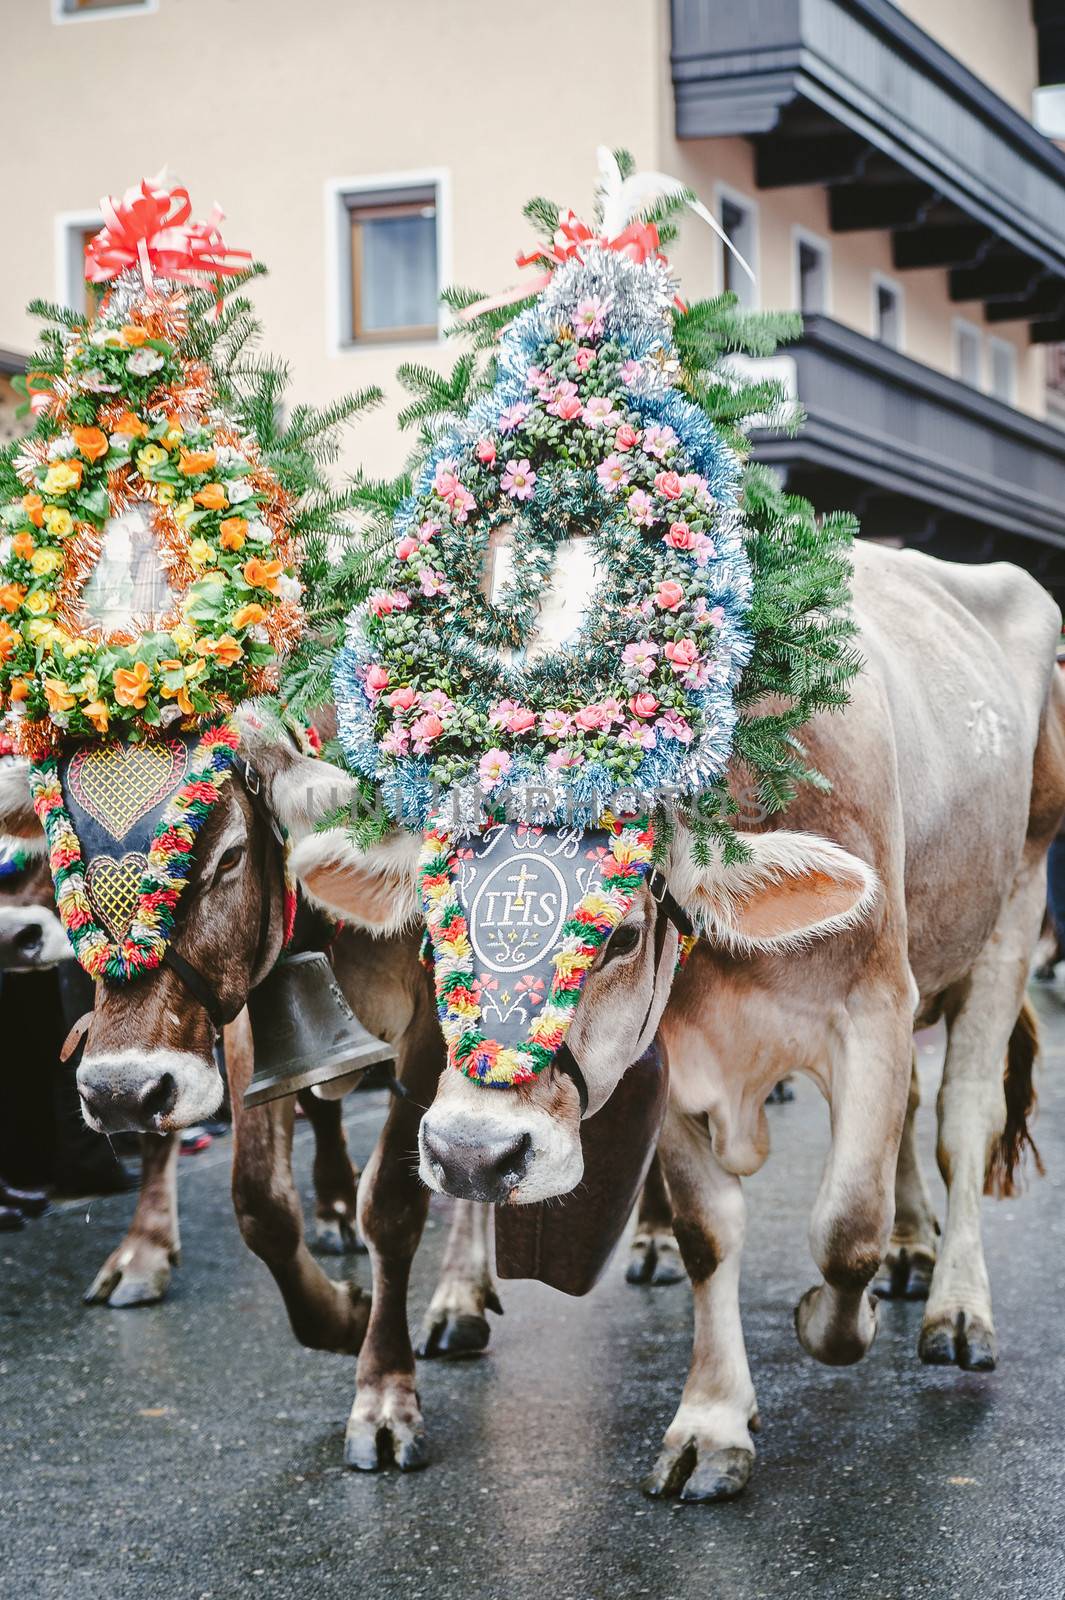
left=216, top=844, right=245, bottom=878
left=605, top=922, right=641, bottom=960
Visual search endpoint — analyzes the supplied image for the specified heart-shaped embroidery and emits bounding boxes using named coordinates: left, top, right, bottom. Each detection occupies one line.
left=67, top=739, right=187, bottom=841
left=85, top=852, right=149, bottom=942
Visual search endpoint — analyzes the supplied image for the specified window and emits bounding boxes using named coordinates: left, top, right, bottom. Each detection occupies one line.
left=794, top=232, right=829, bottom=316
left=344, top=185, right=439, bottom=344
left=55, top=0, right=155, bottom=18
left=953, top=320, right=983, bottom=388
left=718, top=191, right=757, bottom=310
left=988, top=337, right=1017, bottom=404
left=57, top=216, right=105, bottom=318
left=873, top=277, right=903, bottom=349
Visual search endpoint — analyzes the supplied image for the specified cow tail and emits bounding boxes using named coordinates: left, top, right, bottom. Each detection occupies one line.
left=985, top=997, right=1045, bottom=1199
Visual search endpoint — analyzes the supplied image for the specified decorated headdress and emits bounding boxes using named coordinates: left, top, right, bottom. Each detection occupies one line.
left=0, top=174, right=379, bottom=979
left=325, top=149, right=860, bottom=1091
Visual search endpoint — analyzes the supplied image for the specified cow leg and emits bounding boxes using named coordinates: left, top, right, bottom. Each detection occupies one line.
left=872, top=1051, right=939, bottom=1300
left=415, top=1201, right=502, bottom=1358
left=227, top=1011, right=369, bottom=1354
left=795, top=992, right=910, bottom=1366
left=643, top=1106, right=757, bottom=1503
left=625, top=1150, right=685, bottom=1286
left=919, top=868, right=1044, bottom=1372
left=84, top=1132, right=180, bottom=1308
left=298, top=1091, right=364, bottom=1257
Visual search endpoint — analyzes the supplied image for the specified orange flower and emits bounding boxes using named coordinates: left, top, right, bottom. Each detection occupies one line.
left=112, top=660, right=152, bottom=709
left=0, top=583, right=26, bottom=614
left=193, top=482, right=227, bottom=511
left=9, top=678, right=30, bottom=703
left=160, top=679, right=195, bottom=716
left=218, top=517, right=246, bottom=551
left=72, top=426, right=109, bottom=463
left=243, top=557, right=282, bottom=593
left=22, top=493, right=44, bottom=528
left=196, top=633, right=243, bottom=669
left=231, top=602, right=266, bottom=630
left=112, top=411, right=149, bottom=439
left=11, top=533, right=35, bottom=561
left=0, top=621, right=16, bottom=662
left=181, top=450, right=218, bottom=478
left=83, top=699, right=110, bottom=735
left=121, top=324, right=148, bottom=347
left=44, top=678, right=76, bottom=713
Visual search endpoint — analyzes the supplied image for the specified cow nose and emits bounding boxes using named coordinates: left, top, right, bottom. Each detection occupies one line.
left=78, top=1071, right=178, bottom=1134
left=421, top=1123, right=532, bottom=1203
left=0, top=923, right=43, bottom=968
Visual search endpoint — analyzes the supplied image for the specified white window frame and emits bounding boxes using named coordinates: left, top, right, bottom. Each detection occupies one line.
left=871, top=272, right=904, bottom=349
left=952, top=316, right=984, bottom=389
left=53, top=0, right=157, bottom=23
left=791, top=225, right=832, bottom=318
left=987, top=335, right=1018, bottom=405
left=55, top=209, right=105, bottom=314
left=324, top=168, right=451, bottom=357
left=713, top=183, right=759, bottom=310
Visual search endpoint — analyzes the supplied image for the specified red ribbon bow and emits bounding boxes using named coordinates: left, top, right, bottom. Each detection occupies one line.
left=84, top=174, right=251, bottom=293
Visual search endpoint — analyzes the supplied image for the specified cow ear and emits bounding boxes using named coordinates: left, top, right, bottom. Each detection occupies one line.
left=0, top=760, right=45, bottom=842
left=670, top=828, right=879, bottom=951
left=289, top=827, right=422, bottom=935
left=234, top=706, right=356, bottom=842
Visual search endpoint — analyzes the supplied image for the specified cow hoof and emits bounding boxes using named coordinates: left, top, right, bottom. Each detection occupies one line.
left=919, top=1311, right=997, bottom=1372
left=84, top=1245, right=175, bottom=1308
left=872, top=1246, right=935, bottom=1301
left=312, top=1215, right=365, bottom=1256
left=625, top=1232, right=686, bottom=1286
left=794, top=1284, right=878, bottom=1366
left=642, top=1441, right=753, bottom=1503
left=344, top=1386, right=428, bottom=1473
left=416, top=1310, right=491, bottom=1360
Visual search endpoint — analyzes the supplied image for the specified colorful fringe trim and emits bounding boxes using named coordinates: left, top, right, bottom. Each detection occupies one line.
left=30, top=722, right=240, bottom=982
left=419, top=814, right=655, bottom=1088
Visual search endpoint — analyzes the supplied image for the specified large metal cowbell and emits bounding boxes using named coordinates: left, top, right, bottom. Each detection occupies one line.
left=243, top=950, right=392, bottom=1108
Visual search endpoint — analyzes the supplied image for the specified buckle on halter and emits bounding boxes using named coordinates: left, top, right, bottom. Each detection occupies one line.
left=647, top=868, right=668, bottom=905
left=243, top=760, right=261, bottom=796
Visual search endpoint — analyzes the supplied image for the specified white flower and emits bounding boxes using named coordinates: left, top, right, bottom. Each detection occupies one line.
left=160, top=703, right=183, bottom=726
left=215, top=446, right=250, bottom=471
left=8, top=700, right=25, bottom=719
left=0, top=537, right=10, bottom=563
left=127, top=347, right=164, bottom=377
left=47, top=434, right=76, bottom=460
left=90, top=326, right=123, bottom=349
left=277, top=574, right=302, bottom=602
left=246, top=520, right=272, bottom=542
left=225, top=479, right=255, bottom=503
left=79, top=368, right=119, bottom=393
left=108, top=432, right=134, bottom=452
left=249, top=624, right=269, bottom=644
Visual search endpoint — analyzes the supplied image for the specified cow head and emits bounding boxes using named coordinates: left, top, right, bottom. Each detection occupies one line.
left=0, top=712, right=356, bottom=1133
left=0, top=833, right=68, bottom=973
left=291, top=820, right=879, bottom=1204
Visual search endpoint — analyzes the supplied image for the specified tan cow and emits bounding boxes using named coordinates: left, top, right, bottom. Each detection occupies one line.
left=292, top=541, right=1065, bottom=1497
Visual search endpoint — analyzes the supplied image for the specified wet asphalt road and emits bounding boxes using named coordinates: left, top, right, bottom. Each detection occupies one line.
left=3, top=988, right=1064, bottom=1600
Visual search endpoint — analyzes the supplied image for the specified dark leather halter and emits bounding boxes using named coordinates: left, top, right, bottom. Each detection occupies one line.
left=551, top=867, right=694, bottom=1117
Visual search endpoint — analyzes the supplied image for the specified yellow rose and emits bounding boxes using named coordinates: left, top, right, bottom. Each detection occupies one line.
left=31, top=550, right=62, bottom=577
left=174, top=497, right=196, bottom=525
left=162, top=422, right=184, bottom=448
left=27, top=618, right=55, bottom=645
left=155, top=483, right=176, bottom=505
left=170, top=623, right=196, bottom=651
left=43, top=507, right=73, bottom=537
left=42, top=462, right=81, bottom=496
left=64, top=637, right=93, bottom=656
left=189, top=539, right=212, bottom=567
left=184, top=656, right=208, bottom=681
left=24, top=590, right=53, bottom=616
left=137, top=444, right=168, bottom=472
left=76, top=669, right=100, bottom=699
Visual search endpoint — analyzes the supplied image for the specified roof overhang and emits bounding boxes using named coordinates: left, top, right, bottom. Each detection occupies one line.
left=671, top=0, right=1065, bottom=341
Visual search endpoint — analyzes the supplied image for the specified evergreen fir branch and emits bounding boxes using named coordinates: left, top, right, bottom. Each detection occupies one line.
left=522, top=196, right=561, bottom=241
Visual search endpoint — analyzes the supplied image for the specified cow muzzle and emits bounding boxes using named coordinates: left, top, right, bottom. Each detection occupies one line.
left=418, top=1078, right=584, bottom=1205
left=77, top=1048, right=222, bottom=1134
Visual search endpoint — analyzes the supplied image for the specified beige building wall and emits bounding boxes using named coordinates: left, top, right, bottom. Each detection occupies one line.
left=892, top=0, right=1039, bottom=115
left=0, top=0, right=1050, bottom=479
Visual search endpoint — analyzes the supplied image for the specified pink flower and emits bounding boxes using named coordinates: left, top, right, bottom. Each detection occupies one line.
left=614, top=422, right=640, bottom=452
left=498, top=401, right=531, bottom=433
left=550, top=393, right=584, bottom=422
left=707, top=604, right=725, bottom=627
left=420, top=689, right=454, bottom=716
left=395, top=535, right=419, bottom=561
left=539, top=709, right=572, bottom=739
left=643, top=424, right=679, bottom=460
left=656, top=580, right=684, bottom=610
left=433, top=460, right=477, bottom=522
left=664, top=637, right=700, bottom=673
left=622, top=640, right=659, bottom=677
left=657, top=710, right=693, bottom=744
left=410, top=712, right=445, bottom=752
left=664, top=520, right=695, bottom=551
left=574, top=296, right=610, bottom=338
left=596, top=454, right=630, bottom=494
left=506, top=706, right=537, bottom=735
left=582, top=395, right=621, bottom=430
left=388, top=686, right=417, bottom=712
left=547, top=379, right=579, bottom=415
left=479, top=748, right=513, bottom=788
left=629, top=692, right=659, bottom=720
left=489, top=699, right=523, bottom=728
left=573, top=347, right=595, bottom=373
left=526, top=368, right=553, bottom=399
left=573, top=704, right=606, bottom=732
left=380, top=724, right=410, bottom=757
left=417, top=518, right=441, bottom=542
left=475, top=439, right=497, bottom=466
left=547, top=748, right=584, bottom=770
left=627, top=489, right=657, bottom=527
left=655, top=470, right=684, bottom=500
left=501, top=458, right=537, bottom=501
left=390, top=591, right=411, bottom=610
left=598, top=696, right=626, bottom=726
left=619, top=718, right=657, bottom=750
left=681, top=473, right=713, bottom=505
left=419, top=568, right=450, bottom=597
left=619, top=358, right=644, bottom=387
left=690, top=531, right=716, bottom=568
left=367, top=590, right=394, bottom=617
left=364, top=665, right=390, bottom=696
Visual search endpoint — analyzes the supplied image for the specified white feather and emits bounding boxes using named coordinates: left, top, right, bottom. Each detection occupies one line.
left=593, top=145, right=756, bottom=286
